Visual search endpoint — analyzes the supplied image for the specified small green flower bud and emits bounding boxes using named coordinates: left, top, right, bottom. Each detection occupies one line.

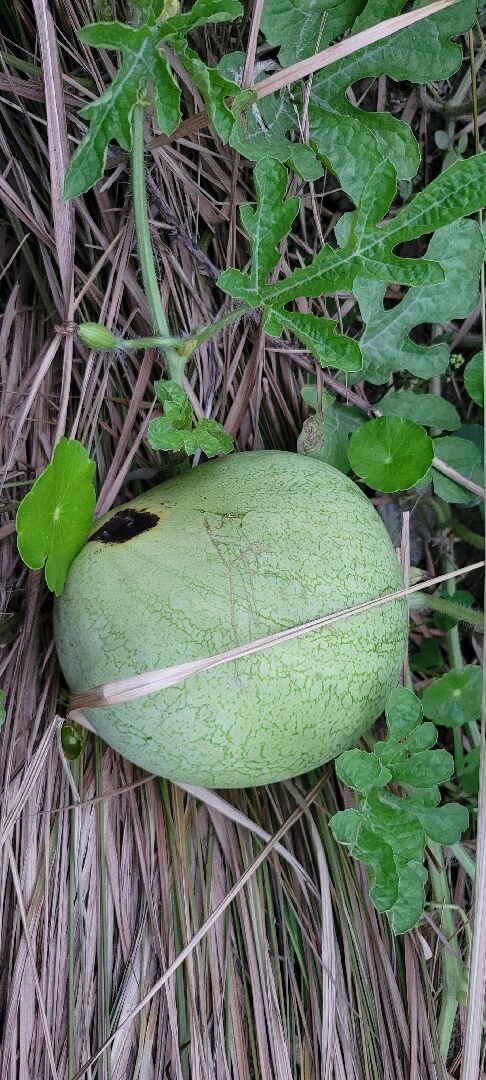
left=77, top=322, right=116, bottom=350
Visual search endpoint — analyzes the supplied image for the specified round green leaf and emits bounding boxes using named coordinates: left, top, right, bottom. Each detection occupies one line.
left=432, top=436, right=483, bottom=507
left=377, top=390, right=460, bottom=431
left=464, top=352, right=483, bottom=407
left=348, top=417, right=433, bottom=492
left=15, top=438, right=96, bottom=596
left=422, top=666, right=483, bottom=728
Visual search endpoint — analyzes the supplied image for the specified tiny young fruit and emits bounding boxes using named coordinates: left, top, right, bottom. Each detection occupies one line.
left=54, top=451, right=407, bottom=788
left=77, top=323, right=117, bottom=350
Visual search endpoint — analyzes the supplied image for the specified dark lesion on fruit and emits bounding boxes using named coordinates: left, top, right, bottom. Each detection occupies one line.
left=89, top=508, right=159, bottom=544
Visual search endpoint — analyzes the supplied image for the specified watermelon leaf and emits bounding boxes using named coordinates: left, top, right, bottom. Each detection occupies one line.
left=330, top=686, right=469, bottom=934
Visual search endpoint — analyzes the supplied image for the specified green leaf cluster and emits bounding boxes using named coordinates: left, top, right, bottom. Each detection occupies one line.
left=221, top=155, right=486, bottom=303
left=308, top=0, right=477, bottom=199
left=147, top=380, right=234, bottom=457
left=219, top=155, right=486, bottom=381
left=28, top=1, right=486, bottom=595
left=219, top=0, right=475, bottom=196
left=330, top=686, right=469, bottom=934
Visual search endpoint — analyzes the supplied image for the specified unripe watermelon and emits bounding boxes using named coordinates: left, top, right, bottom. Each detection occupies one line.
left=54, top=451, right=407, bottom=788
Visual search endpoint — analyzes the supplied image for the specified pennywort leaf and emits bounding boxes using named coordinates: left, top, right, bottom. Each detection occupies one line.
left=61, top=722, right=85, bottom=761
left=16, top=439, right=96, bottom=596
left=348, top=416, right=433, bottom=492
left=422, top=667, right=483, bottom=728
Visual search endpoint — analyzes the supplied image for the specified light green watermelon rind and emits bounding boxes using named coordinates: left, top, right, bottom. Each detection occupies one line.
left=55, top=452, right=407, bottom=788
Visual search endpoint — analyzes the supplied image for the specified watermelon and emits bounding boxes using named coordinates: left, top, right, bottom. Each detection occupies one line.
left=54, top=451, right=407, bottom=787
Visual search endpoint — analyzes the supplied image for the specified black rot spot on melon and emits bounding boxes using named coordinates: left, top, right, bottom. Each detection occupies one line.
left=89, top=508, right=159, bottom=544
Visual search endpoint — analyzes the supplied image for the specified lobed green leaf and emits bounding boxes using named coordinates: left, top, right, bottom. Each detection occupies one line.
left=354, top=221, right=484, bottom=384
left=309, top=0, right=476, bottom=199
left=260, top=0, right=365, bottom=69
left=385, top=685, right=422, bottom=741
left=265, top=306, right=363, bottom=372
left=217, top=48, right=323, bottom=179
left=335, top=749, right=391, bottom=796
left=64, top=1, right=242, bottom=198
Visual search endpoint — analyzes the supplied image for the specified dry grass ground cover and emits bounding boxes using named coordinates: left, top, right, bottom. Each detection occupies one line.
left=1, top=2, right=485, bottom=1077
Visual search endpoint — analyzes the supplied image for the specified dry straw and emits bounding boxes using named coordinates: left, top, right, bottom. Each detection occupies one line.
left=68, top=560, right=484, bottom=717
left=252, top=0, right=462, bottom=99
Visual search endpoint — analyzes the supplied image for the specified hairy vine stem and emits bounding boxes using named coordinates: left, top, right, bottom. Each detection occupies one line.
left=131, top=104, right=185, bottom=385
